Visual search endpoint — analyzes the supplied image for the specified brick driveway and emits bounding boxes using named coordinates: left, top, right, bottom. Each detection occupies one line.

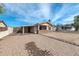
left=0, top=33, right=79, bottom=56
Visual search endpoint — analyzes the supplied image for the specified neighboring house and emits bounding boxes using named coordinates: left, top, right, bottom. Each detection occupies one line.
left=63, top=26, right=75, bottom=31
left=70, top=26, right=75, bottom=31
left=15, top=22, right=54, bottom=34
left=56, top=24, right=75, bottom=32
left=0, top=21, right=13, bottom=38
left=0, top=21, right=7, bottom=31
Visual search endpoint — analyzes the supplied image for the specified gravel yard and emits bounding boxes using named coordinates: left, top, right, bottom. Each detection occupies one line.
left=0, top=33, right=79, bottom=56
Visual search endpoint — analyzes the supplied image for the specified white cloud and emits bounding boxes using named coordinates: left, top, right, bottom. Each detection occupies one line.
left=4, top=3, right=79, bottom=25
left=61, top=13, right=79, bottom=24
left=52, top=4, right=68, bottom=22
left=39, top=3, right=51, bottom=18
left=52, top=4, right=79, bottom=23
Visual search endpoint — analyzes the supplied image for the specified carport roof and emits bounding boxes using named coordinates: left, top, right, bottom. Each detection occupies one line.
left=3, top=20, right=53, bottom=27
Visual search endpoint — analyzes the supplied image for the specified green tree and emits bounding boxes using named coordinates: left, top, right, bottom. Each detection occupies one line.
left=0, top=4, right=5, bottom=14
left=74, top=15, right=79, bottom=31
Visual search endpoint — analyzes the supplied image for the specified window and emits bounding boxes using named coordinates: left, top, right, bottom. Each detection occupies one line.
left=40, top=26, right=47, bottom=30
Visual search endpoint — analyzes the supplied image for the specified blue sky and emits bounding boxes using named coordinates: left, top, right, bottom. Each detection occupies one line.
left=0, top=3, right=79, bottom=27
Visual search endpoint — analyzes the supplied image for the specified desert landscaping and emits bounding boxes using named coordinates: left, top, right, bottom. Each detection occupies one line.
left=1, top=3, right=79, bottom=56
left=0, top=31, right=79, bottom=56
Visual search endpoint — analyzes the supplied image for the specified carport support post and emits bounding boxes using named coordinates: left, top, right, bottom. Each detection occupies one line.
left=35, top=23, right=39, bottom=34
left=37, top=23, right=39, bottom=34
left=22, top=26, right=24, bottom=34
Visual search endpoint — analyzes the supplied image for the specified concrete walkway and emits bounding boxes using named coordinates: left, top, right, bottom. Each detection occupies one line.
left=0, top=33, right=79, bottom=55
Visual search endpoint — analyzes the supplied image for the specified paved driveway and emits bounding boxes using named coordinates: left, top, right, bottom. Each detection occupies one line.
left=0, top=33, right=79, bottom=56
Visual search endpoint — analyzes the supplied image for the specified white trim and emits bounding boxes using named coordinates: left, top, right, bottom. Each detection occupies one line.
left=22, top=27, right=24, bottom=34
left=46, top=26, right=49, bottom=30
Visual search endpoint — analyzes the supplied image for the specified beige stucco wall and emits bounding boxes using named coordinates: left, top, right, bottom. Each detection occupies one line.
left=24, top=27, right=28, bottom=33
left=0, top=27, right=13, bottom=39
left=24, top=27, right=35, bottom=33
left=30, top=27, right=35, bottom=33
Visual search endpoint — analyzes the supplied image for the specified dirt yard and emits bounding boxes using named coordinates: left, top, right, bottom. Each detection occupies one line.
left=40, top=31, right=79, bottom=46
left=0, top=32, right=79, bottom=56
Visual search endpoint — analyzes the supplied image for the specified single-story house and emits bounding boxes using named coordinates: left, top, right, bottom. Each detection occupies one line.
left=56, top=24, right=75, bottom=32
left=14, top=22, right=54, bottom=34
left=62, top=26, right=75, bottom=31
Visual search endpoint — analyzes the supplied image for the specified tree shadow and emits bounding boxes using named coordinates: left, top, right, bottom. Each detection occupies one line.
left=0, top=39, right=4, bottom=41
left=25, top=42, right=53, bottom=56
